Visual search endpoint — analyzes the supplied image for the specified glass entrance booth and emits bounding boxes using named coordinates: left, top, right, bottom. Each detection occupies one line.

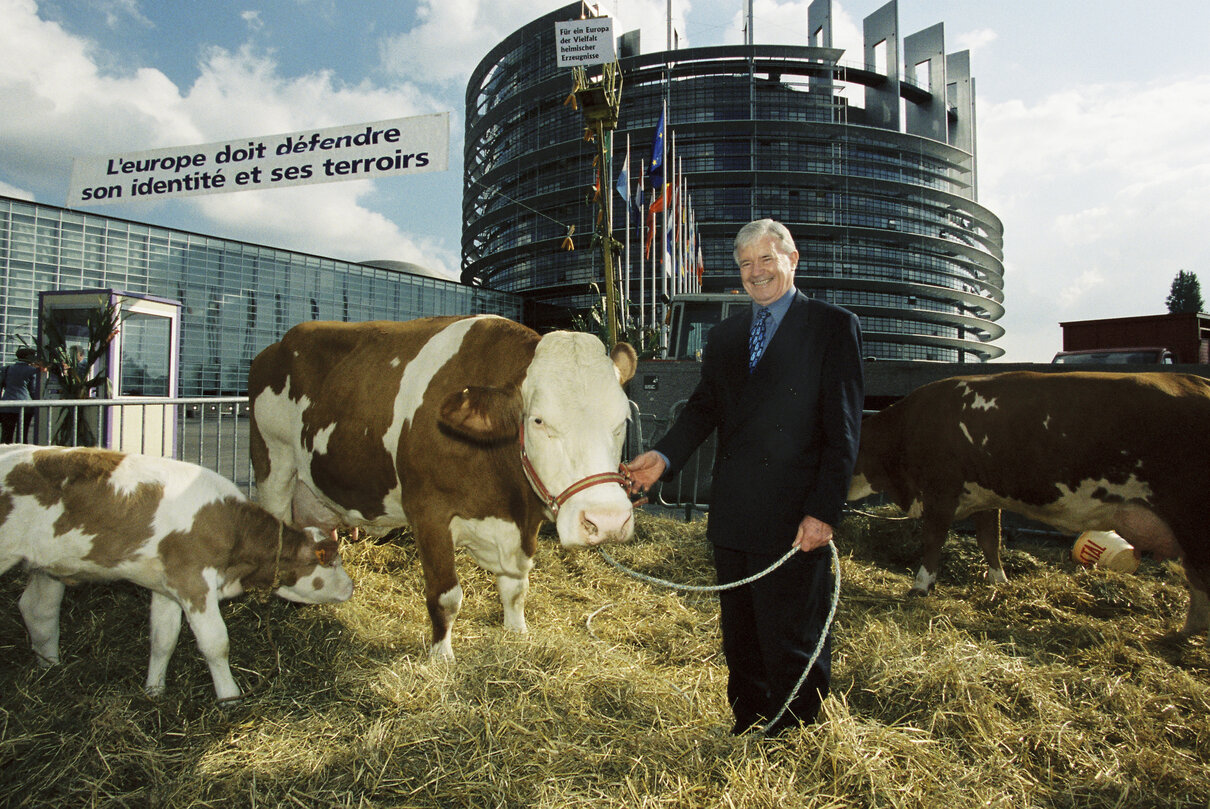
left=38, top=289, right=181, bottom=456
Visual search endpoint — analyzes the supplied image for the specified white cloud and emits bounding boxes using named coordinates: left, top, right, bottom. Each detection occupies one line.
left=241, top=10, right=263, bottom=32
left=378, top=1, right=692, bottom=87
left=0, top=0, right=185, bottom=189
left=1058, top=268, right=1105, bottom=308
left=0, top=179, right=34, bottom=200
left=954, top=27, right=996, bottom=53
left=191, top=182, right=460, bottom=278
left=978, top=75, right=1210, bottom=361
left=93, top=0, right=152, bottom=30
left=379, top=0, right=548, bottom=87
left=0, top=0, right=457, bottom=276
left=185, top=44, right=436, bottom=138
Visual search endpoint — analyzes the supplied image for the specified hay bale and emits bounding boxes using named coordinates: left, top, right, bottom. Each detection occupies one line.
left=0, top=509, right=1206, bottom=807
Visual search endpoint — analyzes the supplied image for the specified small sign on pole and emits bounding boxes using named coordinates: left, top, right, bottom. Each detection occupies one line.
left=556, top=18, right=616, bottom=67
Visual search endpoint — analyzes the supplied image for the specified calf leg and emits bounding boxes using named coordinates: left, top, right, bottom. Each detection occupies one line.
left=19, top=572, right=65, bottom=667
left=182, top=596, right=241, bottom=701
left=144, top=592, right=184, bottom=696
left=975, top=510, right=1008, bottom=585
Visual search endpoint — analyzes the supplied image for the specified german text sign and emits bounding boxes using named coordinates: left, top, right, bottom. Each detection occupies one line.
left=67, top=112, right=449, bottom=206
left=556, top=18, right=615, bottom=67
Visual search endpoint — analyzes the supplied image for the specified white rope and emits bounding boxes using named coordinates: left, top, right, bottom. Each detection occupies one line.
left=848, top=506, right=913, bottom=522
left=597, top=541, right=842, bottom=736
left=597, top=544, right=798, bottom=592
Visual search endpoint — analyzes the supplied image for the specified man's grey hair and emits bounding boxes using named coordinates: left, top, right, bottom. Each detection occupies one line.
left=733, top=219, right=797, bottom=264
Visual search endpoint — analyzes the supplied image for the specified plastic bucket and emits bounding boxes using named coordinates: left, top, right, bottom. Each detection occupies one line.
left=1072, top=530, right=1140, bottom=574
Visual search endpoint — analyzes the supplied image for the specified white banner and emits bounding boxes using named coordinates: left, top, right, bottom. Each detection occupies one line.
left=556, top=18, right=615, bottom=67
left=67, top=112, right=449, bottom=206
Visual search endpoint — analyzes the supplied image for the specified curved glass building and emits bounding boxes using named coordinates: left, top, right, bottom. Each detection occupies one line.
left=464, top=0, right=1004, bottom=361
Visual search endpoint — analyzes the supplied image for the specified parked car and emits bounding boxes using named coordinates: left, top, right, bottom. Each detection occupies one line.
left=1051, top=347, right=1175, bottom=364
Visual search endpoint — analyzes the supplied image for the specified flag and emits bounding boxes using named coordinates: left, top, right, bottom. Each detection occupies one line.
left=663, top=224, right=673, bottom=279
left=648, top=107, right=666, bottom=191
left=644, top=184, right=672, bottom=258
left=615, top=146, right=629, bottom=202
left=696, top=244, right=705, bottom=283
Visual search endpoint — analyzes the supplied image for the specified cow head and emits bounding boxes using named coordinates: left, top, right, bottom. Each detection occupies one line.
left=520, top=333, right=637, bottom=546
left=440, top=332, right=637, bottom=546
left=274, top=526, right=356, bottom=603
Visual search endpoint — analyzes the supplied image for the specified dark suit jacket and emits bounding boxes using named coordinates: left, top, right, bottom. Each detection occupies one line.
left=655, top=291, right=864, bottom=554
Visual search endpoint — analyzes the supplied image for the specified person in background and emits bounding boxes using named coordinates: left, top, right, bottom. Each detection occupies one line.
left=625, top=219, right=864, bottom=736
left=1, top=347, right=41, bottom=443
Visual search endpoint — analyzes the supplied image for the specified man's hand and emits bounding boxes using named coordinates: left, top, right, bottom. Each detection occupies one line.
left=623, top=451, right=666, bottom=495
left=793, top=515, right=833, bottom=553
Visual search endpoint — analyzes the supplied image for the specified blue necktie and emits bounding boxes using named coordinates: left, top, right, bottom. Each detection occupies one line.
left=748, top=307, right=771, bottom=373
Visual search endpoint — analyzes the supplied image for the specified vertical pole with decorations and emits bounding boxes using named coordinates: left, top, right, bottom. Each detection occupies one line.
left=559, top=14, right=623, bottom=349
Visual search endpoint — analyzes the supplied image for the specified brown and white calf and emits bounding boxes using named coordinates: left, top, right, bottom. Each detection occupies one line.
left=0, top=445, right=355, bottom=700
left=847, top=371, right=1210, bottom=637
left=249, top=315, right=637, bottom=660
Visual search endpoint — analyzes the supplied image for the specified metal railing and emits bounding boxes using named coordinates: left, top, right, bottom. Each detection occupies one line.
left=2, top=395, right=732, bottom=516
left=0, top=396, right=253, bottom=495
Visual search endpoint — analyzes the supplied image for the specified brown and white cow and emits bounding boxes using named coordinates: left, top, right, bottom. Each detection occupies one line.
left=249, top=315, right=637, bottom=660
left=847, top=371, right=1210, bottom=636
left=0, top=445, right=355, bottom=700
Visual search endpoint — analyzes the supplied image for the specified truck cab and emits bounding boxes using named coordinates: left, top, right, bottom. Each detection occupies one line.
left=667, top=292, right=751, bottom=360
left=1051, top=347, right=1175, bottom=365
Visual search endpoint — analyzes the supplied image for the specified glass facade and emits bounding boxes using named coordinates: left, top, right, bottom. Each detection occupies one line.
left=0, top=196, right=522, bottom=396
left=464, top=1, right=1005, bottom=361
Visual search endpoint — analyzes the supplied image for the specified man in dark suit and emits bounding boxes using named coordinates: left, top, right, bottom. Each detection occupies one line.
left=625, top=218, right=863, bottom=735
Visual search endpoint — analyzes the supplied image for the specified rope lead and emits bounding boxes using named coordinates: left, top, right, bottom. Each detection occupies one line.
left=597, top=541, right=842, bottom=736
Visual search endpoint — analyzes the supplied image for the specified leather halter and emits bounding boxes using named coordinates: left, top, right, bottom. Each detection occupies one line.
left=518, top=422, right=627, bottom=518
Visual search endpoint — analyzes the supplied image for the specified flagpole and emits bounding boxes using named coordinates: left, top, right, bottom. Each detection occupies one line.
left=669, top=136, right=677, bottom=298
left=673, top=146, right=680, bottom=297
left=657, top=100, right=666, bottom=337
left=670, top=133, right=679, bottom=298
left=623, top=134, right=631, bottom=331
left=680, top=158, right=688, bottom=294
left=638, top=158, right=645, bottom=331
left=663, top=7, right=673, bottom=344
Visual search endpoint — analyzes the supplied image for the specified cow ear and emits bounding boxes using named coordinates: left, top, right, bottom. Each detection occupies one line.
left=439, top=386, right=521, bottom=443
left=313, top=539, right=340, bottom=567
left=610, top=342, right=638, bottom=385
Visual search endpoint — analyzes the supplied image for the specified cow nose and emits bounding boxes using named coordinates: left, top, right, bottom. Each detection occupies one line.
left=580, top=508, right=634, bottom=545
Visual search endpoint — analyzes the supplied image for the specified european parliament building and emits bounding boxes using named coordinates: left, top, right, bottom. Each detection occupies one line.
left=0, top=196, right=521, bottom=396
left=463, top=0, right=1005, bottom=361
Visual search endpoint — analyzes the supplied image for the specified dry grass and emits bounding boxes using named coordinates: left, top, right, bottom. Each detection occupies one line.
left=1, top=507, right=1207, bottom=808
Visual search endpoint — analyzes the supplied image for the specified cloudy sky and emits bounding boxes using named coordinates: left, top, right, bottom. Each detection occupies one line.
left=2, top=0, right=1207, bottom=361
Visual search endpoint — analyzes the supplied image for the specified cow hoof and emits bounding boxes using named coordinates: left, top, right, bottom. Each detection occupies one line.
left=34, top=654, right=60, bottom=669
left=142, top=683, right=166, bottom=698
left=905, top=587, right=930, bottom=599
left=429, top=647, right=456, bottom=664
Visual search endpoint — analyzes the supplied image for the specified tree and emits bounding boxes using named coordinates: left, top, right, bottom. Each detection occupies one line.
left=1165, top=270, right=1204, bottom=314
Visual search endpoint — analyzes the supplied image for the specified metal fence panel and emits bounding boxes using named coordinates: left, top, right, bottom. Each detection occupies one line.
left=0, top=397, right=253, bottom=495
